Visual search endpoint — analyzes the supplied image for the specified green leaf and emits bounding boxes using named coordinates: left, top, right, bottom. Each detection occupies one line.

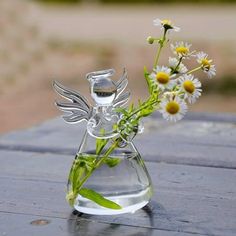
left=144, top=67, right=152, bottom=94
left=96, top=129, right=108, bottom=155
left=72, top=161, right=85, bottom=192
left=80, top=155, right=96, bottom=163
left=128, top=103, right=134, bottom=113
left=144, top=66, right=159, bottom=99
left=79, top=188, right=122, bottom=210
left=69, top=155, right=97, bottom=193
left=115, top=107, right=129, bottom=116
left=104, top=157, right=121, bottom=168
left=79, top=155, right=96, bottom=171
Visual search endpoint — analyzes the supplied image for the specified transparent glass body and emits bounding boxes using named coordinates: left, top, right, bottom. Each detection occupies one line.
left=68, top=132, right=153, bottom=215
left=54, top=68, right=153, bottom=215
left=86, top=69, right=119, bottom=139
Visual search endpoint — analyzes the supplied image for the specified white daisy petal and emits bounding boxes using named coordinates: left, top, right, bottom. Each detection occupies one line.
left=179, top=74, right=202, bottom=104
left=206, top=65, right=216, bottom=78
left=196, top=51, right=208, bottom=64
left=153, top=18, right=162, bottom=27
left=171, top=42, right=192, bottom=58
left=196, top=51, right=216, bottom=78
left=153, top=18, right=180, bottom=32
left=151, top=66, right=174, bottom=91
left=159, top=96, right=187, bottom=122
left=169, top=57, right=188, bottom=74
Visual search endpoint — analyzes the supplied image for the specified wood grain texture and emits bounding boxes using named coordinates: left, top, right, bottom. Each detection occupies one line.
left=0, top=212, right=204, bottom=236
left=1, top=113, right=236, bottom=235
left=0, top=151, right=236, bottom=236
left=0, top=115, right=236, bottom=168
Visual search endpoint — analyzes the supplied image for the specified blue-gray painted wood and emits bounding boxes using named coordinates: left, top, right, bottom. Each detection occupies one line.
left=0, top=115, right=236, bottom=169
left=1, top=112, right=236, bottom=235
left=0, top=150, right=236, bottom=236
left=0, top=212, right=206, bottom=236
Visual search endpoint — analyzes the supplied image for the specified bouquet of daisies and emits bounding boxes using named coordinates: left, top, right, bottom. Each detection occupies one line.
left=60, top=19, right=216, bottom=210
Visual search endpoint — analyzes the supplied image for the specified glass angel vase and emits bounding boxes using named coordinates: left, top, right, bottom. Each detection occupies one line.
left=53, top=68, right=153, bottom=215
left=69, top=131, right=153, bottom=215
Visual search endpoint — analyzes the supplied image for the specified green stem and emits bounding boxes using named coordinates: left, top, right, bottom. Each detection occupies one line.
left=153, top=30, right=167, bottom=68
left=171, top=57, right=183, bottom=74
left=187, top=66, right=202, bottom=74
left=153, top=44, right=162, bottom=68
left=76, top=139, right=119, bottom=192
left=126, top=99, right=158, bottom=120
left=117, top=99, right=159, bottom=135
left=94, top=141, right=119, bottom=169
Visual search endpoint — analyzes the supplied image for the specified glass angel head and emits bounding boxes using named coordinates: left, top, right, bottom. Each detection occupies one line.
left=53, top=69, right=130, bottom=139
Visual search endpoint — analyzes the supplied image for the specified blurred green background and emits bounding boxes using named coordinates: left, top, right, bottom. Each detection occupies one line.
left=0, top=0, right=235, bottom=133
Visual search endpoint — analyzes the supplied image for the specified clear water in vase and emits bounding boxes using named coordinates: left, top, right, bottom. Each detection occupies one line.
left=73, top=151, right=153, bottom=215
left=68, top=132, right=153, bottom=215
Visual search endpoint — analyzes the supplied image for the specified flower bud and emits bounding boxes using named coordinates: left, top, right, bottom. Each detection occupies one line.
left=147, top=36, right=154, bottom=44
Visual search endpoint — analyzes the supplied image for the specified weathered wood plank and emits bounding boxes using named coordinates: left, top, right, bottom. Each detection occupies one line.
left=1, top=116, right=236, bottom=168
left=2, top=116, right=236, bottom=148
left=0, top=151, right=236, bottom=236
left=1, top=150, right=236, bottom=198
left=0, top=150, right=72, bottom=182
left=1, top=114, right=236, bottom=235
left=0, top=139, right=235, bottom=168
left=1, top=173, right=236, bottom=235
left=0, top=212, right=203, bottom=236
left=0, top=143, right=235, bottom=169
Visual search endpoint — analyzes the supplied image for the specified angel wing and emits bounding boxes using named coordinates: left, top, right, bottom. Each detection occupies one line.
left=113, top=68, right=130, bottom=107
left=53, top=81, right=92, bottom=124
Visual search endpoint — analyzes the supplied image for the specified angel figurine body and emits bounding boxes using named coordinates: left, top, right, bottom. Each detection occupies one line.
left=53, top=69, right=153, bottom=215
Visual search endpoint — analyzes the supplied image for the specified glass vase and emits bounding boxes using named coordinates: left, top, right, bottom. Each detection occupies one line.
left=68, top=131, right=153, bottom=215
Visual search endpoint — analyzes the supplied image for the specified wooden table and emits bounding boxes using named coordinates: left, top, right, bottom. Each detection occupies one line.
left=0, top=113, right=236, bottom=236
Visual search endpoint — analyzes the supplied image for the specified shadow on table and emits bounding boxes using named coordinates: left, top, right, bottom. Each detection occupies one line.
left=66, top=202, right=164, bottom=235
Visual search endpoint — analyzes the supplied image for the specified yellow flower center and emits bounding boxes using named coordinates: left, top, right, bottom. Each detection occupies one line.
left=201, top=58, right=211, bottom=70
left=156, top=72, right=170, bottom=84
left=166, top=101, right=180, bottom=115
left=162, top=19, right=172, bottom=26
left=175, top=46, right=189, bottom=55
left=161, top=19, right=173, bottom=30
left=183, top=80, right=195, bottom=94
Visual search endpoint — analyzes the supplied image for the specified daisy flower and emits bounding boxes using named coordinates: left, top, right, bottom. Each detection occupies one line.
left=171, top=42, right=192, bottom=58
left=196, top=52, right=216, bottom=78
left=150, top=66, right=174, bottom=90
left=153, top=18, right=180, bottom=32
left=159, top=95, right=187, bottom=122
left=179, top=74, right=202, bottom=104
left=169, top=57, right=188, bottom=74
